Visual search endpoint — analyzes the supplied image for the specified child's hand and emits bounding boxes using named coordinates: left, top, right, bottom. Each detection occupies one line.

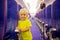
left=15, top=27, right=20, bottom=32
left=20, top=27, right=30, bottom=32
left=16, top=27, right=20, bottom=31
left=16, top=27, right=25, bottom=32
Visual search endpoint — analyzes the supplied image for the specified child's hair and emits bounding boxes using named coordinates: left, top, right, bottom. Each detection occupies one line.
left=19, top=8, right=28, bottom=14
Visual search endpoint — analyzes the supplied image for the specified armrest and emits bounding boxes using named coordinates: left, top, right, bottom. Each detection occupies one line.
left=41, top=22, right=45, bottom=25
left=44, top=24, right=48, bottom=27
left=49, top=28, right=56, bottom=32
left=43, top=24, right=48, bottom=39
left=15, top=29, right=20, bottom=33
left=49, top=28, right=56, bottom=40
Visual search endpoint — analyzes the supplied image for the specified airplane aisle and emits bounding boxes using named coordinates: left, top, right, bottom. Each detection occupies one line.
left=30, top=18, right=43, bottom=40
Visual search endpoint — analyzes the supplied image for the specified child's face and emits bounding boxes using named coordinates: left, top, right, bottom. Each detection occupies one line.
left=20, top=12, right=28, bottom=20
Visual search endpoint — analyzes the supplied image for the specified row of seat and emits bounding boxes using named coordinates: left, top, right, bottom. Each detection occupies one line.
left=4, top=0, right=21, bottom=40
left=35, top=0, right=60, bottom=40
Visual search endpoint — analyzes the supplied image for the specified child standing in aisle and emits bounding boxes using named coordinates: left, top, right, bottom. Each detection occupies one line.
left=16, top=8, right=32, bottom=40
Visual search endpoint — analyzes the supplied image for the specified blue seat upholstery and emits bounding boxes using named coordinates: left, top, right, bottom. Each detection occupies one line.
left=52, top=0, right=60, bottom=29
left=51, top=0, right=60, bottom=38
left=4, top=0, right=22, bottom=40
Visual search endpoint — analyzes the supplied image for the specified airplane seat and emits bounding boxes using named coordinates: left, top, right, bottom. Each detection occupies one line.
left=52, top=29, right=60, bottom=38
left=4, top=31, right=17, bottom=40
left=41, top=22, right=45, bottom=26
left=52, top=0, right=60, bottom=20
left=51, top=0, right=60, bottom=38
